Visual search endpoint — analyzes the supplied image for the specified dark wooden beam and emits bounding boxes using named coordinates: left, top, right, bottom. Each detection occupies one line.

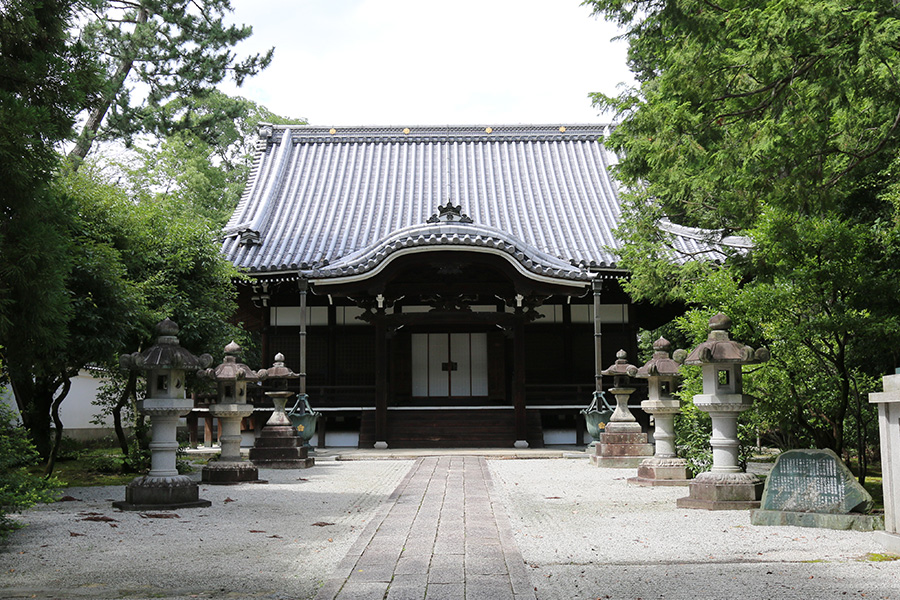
left=374, top=318, right=388, bottom=446
left=593, top=278, right=603, bottom=393
left=513, top=318, right=527, bottom=445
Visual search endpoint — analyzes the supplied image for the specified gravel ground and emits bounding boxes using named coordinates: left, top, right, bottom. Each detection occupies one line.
left=488, top=459, right=900, bottom=600
left=2, top=456, right=899, bottom=600
left=0, top=459, right=413, bottom=600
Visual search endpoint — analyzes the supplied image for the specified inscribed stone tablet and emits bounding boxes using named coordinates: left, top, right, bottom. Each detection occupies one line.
left=760, top=449, right=873, bottom=514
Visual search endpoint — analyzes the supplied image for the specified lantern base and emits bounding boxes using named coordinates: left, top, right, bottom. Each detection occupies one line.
left=628, top=457, right=692, bottom=486
left=249, top=425, right=315, bottom=469
left=590, top=430, right=654, bottom=468
left=113, top=475, right=211, bottom=511
left=676, top=472, right=763, bottom=510
left=202, top=461, right=266, bottom=485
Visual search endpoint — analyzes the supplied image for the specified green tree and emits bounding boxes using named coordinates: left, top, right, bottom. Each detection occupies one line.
left=114, top=92, right=306, bottom=225
left=68, top=0, right=273, bottom=165
left=1, top=0, right=100, bottom=339
left=1, top=0, right=103, bottom=466
left=587, top=0, right=900, bottom=468
left=1, top=0, right=273, bottom=473
left=63, top=163, right=245, bottom=469
left=4, top=172, right=144, bottom=470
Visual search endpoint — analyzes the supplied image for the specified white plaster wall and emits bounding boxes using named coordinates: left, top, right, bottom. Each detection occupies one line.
left=58, top=370, right=111, bottom=430
left=2, top=370, right=113, bottom=439
left=1, top=386, right=21, bottom=422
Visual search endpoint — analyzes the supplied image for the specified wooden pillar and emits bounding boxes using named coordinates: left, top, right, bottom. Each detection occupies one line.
left=374, top=317, right=389, bottom=448
left=327, top=303, right=337, bottom=387
left=298, top=278, right=308, bottom=397
left=203, top=413, right=214, bottom=447
left=187, top=411, right=199, bottom=448
left=317, top=414, right=327, bottom=449
left=513, top=317, right=528, bottom=448
left=592, top=278, right=604, bottom=393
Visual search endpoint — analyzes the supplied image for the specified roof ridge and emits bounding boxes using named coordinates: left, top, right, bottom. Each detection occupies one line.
left=256, top=123, right=615, bottom=144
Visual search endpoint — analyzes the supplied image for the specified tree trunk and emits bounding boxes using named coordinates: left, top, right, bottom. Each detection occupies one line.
left=9, top=372, right=58, bottom=459
left=44, top=378, right=72, bottom=477
left=67, top=7, right=149, bottom=167
left=112, top=371, right=138, bottom=457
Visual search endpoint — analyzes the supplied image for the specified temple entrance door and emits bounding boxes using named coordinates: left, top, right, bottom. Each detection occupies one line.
left=411, top=333, right=488, bottom=398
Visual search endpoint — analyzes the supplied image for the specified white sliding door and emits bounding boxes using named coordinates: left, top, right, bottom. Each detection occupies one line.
left=411, top=333, right=488, bottom=398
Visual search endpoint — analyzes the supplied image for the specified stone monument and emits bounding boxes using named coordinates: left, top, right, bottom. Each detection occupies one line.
left=629, top=338, right=691, bottom=486
left=676, top=313, right=769, bottom=510
left=870, top=372, right=900, bottom=552
left=114, top=318, right=213, bottom=510
left=591, top=349, right=654, bottom=468
left=750, top=449, right=882, bottom=531
left=199, top=341, right=264, bottom=484
left=249, top=353, right=315, bottom=469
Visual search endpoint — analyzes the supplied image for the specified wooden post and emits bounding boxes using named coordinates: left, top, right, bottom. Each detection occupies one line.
left=203, top=414, right=213, bottom=448
left=374, top=317, right=388, bottom=448
left=593, top=278, right=604, bottom=392
left=298, top=278, right=308, bottom=397
left=513, top=317, right=528, bottom=448
left=187, top=411, right=199, bottom=448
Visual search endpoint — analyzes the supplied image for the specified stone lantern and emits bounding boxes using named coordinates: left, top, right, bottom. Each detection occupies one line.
left=114, top=318, right=213, bottom=510
left=628, top=338, right=690, bottom=486
left=676, top=313, right=769, bottom=510
left=249, top=353, right=314, bottom=469
left=198, top=341, right=262, bottom=484
left=591, top=349, right=654, bottom=468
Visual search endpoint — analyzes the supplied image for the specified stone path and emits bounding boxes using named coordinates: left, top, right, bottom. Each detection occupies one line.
left=314, top=456, right=536, bottom=600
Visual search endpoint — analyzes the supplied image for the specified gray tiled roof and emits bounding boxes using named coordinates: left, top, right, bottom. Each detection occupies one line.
left=222, top=124, right=740, bottom=282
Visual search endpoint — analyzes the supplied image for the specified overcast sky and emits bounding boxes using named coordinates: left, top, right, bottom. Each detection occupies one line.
left=222, top=0, right=634, bottom=127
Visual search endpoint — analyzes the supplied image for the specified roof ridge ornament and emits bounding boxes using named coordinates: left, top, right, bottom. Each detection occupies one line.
left=426, top=201, right=473, bottom=224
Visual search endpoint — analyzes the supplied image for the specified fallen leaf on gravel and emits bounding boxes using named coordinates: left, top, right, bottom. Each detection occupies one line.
left=58, top=495, right=79, bottom=502
left=69, top=532, right=85, bottom=537
left=78, top=512, right=104, bottom=516
left=140, top=513, right=180, bottom=519
left=311, top=522, right=334, bottom=527
left=224, top=497, right=236, bottom=503
left=80, top=516, right=118, bottom=522
left=297, top=477, right=308, bottom=481
left=249, top=530, right=266, bottom=533
left=268, top=535, right=282, bottom=539
left=327, top=538, right=333, bottom=542
left=545, top=496, right=562, bottom=499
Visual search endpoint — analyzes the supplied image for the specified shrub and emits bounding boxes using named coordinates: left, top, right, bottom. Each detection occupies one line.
left=87, top=454, right=122, bottom=474
left=54, top=436, right=84, bottom=461
left=0, top=404, right=61, bottom=538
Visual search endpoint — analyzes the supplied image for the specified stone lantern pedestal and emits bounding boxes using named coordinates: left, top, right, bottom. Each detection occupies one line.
left=676, top=314, right=768, bottom=510
left=629, top=338, right=691, bottom=486
left=250, top=354, right=314, bottom=469
left=205, top=404, right=259, bottom=483
left=114, top=319, right=212, bottom=511
left=592, top=350, right=654, bottom=468
left=870, top=372, right=900, bottom=553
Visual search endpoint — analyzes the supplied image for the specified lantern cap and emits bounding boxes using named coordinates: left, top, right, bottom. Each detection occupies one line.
left=682, top=313, right=769, bottom=366
left=601, top=349, right=639, bottom=378
left=635, top=337, right=683, bottom=379
left=257, top=352, right=299, bottom=381
left=119, top=318, right=213, bottom=372
left=200, top=341, right=258, bottom=382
